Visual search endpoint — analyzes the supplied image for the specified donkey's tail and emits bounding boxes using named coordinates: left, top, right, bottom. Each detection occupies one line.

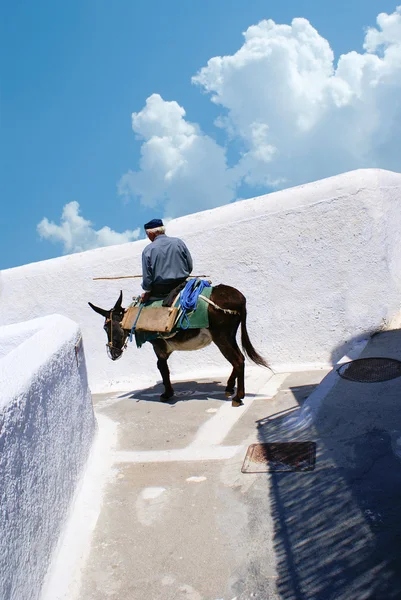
left=240, top=303, right=269, bottom=368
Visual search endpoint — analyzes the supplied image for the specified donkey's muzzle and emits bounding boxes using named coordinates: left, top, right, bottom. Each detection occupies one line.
left=106, top=344, right=123, bottom=361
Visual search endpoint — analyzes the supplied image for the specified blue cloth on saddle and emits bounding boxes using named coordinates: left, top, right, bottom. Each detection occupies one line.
left=178, top=277, right=211, bottom=329
left=134, top=280, right=212, bottom=348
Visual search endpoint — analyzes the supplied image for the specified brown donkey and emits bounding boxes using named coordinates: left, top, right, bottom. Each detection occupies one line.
left=89, top=285, right=269, bottom=406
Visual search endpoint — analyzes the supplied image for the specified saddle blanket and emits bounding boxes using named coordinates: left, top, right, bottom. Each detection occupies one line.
left=128, top=285, right=213, bottom=348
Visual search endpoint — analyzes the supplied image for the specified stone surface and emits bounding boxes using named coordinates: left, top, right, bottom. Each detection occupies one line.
left=68, top=330, right=401, bottom=599
left=0, top=316, right=95, bottom=600
left=75, top=369, right=323, bottom=600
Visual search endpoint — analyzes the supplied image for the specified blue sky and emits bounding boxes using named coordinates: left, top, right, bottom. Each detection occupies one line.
left=1, top=0, right=400, bottom=269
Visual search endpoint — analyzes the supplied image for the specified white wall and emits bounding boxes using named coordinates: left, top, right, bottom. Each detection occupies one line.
left=0, top=168, right=400, bottom=391
left=0, top=315, right=96, bottom=600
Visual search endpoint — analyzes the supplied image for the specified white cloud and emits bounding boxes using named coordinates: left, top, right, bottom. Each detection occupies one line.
left=41, top=9, right=401, bottom=255
left=37, top=201, right=140, bottom=253
left=118, top=7, right=401, bottom=218
left=192, top=8, right=401, bottom=186
left=118, top=93, right=236, bottom=217
left=364, top=7, right=401, bottom=51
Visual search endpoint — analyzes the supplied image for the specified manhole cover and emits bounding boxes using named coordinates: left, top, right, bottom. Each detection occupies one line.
left=241, top=442, right=316, bottom=473
left=337, top=357, right=401, bottom=383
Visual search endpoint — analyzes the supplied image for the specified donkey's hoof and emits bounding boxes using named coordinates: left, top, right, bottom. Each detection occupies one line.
left=160, top=392, right=174, bottom=402
left=232, top=398, right=244, bottom=407
left=225, top=390, right=233, bottom=398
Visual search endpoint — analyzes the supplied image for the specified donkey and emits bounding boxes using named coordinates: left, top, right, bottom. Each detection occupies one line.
left=89, top=285, right=269, bottom=407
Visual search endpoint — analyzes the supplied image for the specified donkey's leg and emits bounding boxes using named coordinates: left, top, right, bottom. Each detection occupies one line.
left=225, top=367, right=237, bottom=398
left=213, top=336, right=245, bottom=407
left=157, top=357, right=175, bottom=401
left=151, top=341, right=174, bottom=401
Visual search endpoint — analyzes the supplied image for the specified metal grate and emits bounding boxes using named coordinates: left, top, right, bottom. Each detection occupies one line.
left=241, top=442, right=316, bottom=473
left=337, top=357, right=401, bottom=383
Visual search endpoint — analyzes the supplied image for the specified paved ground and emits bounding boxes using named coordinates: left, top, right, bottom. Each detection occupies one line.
left=76, top=367, right=326, bottom=600
left=257, top=330, right=401, bottom=600
left=75, top=331, right=401, bottom=600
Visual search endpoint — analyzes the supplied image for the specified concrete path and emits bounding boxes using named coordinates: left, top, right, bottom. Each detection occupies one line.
left=73, top=331, right=401, bottom=600
left=75, top=367, right=326, bottom=600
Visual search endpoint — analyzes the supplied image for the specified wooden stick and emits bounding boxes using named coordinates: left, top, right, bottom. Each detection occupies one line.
left=93, top=275, right=210, bottom=281
left=93, top=275, right=142, bottom=280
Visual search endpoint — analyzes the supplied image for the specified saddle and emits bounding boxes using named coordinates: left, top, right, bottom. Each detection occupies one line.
left=121, top=279, right=212, bottom=334
left=121, top=300, right=179, bottom=333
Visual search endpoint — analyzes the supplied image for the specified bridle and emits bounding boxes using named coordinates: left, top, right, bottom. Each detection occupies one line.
left=105, top=309, right=129, bottom=360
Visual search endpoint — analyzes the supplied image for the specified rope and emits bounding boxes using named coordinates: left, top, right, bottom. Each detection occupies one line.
left=199, top=295, right=240, bottom=315
left=178, top=279, right=211, bottom=330
left=129, top=304, right=145, bottom=342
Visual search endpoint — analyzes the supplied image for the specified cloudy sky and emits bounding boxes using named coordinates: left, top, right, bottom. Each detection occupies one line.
left=2, top=0, right=401, bottom=268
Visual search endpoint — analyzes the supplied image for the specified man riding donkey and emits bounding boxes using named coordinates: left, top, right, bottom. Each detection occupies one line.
left=89, top=218, right=269, bottom=406
left=140, top=218, right=193, bottom=305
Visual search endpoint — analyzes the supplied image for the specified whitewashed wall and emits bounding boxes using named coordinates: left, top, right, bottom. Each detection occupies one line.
left=0, top=315, right=96, bottom=600
left=0, top=168, right=400, bottom=391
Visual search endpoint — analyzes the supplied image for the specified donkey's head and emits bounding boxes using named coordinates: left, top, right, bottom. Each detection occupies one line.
left=88, top=291, right=128, bottom=361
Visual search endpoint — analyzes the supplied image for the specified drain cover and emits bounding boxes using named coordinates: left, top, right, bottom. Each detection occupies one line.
left=241, top=442, right=316, bottom=473
left=337, top=357, right=401, bottom=383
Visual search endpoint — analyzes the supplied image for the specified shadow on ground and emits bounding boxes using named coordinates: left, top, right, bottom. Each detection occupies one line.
left=330, top=327, right=401, bottom=365
left=117, top=376, right=273, bottom=405
left=252, top=331, right=401, bottom=600
left=117, top=379, right=230, bottom=405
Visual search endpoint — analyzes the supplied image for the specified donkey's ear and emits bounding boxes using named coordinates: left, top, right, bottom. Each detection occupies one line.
left=88, top=302, right=109, bottom=318
left=113, top=290, right=123, bottom=311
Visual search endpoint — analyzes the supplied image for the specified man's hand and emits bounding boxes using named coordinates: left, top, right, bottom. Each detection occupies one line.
left=141, top=292, right=150, bottom=304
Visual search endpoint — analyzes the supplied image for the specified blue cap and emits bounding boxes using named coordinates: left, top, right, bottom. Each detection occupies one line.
left=144, top=218, right=164, bottom=230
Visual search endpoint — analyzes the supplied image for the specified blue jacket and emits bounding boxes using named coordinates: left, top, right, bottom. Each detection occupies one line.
left=141, top=234, right=193, bottom=291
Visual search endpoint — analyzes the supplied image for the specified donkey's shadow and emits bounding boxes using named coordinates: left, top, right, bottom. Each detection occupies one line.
left=118, top=379, right=230, bottom=405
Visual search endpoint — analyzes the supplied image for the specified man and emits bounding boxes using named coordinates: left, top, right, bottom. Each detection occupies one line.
left=141, top=218, right=193, bottom=302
